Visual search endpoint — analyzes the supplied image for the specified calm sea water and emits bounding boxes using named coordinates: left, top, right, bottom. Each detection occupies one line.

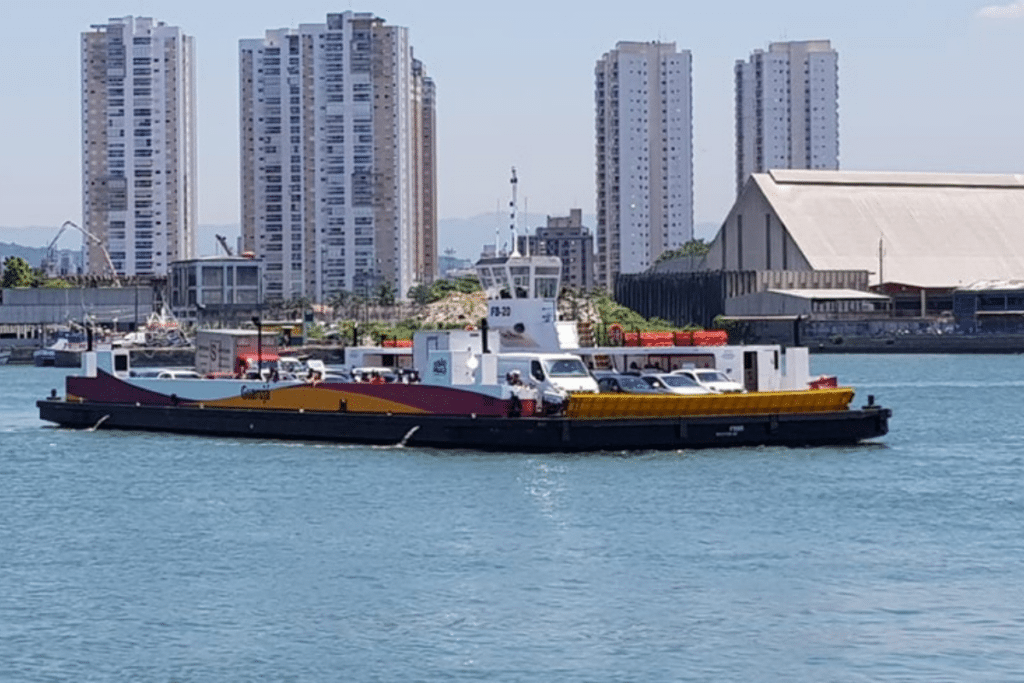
left=3, top=356, right=1024, bottom=681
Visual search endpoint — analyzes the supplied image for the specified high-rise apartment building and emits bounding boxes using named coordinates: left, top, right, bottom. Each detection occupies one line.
left=240, top=12, right=436, bottom=303
left=735, top=40, right=838, bottom=195
left=595, top=41, right=693, bottom=290
left=81, top=16, right=197, bottom=279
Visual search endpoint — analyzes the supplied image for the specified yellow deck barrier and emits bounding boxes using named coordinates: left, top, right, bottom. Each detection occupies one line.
left=565, top=388, right=855, bottom=419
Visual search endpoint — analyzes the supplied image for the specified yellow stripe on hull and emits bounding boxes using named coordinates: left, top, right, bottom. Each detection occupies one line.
left=205, top=386, right=431, bottom=414
left=565, top=388, right=855, bottom=419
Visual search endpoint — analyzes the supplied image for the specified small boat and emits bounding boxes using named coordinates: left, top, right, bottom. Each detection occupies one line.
left=33, top=339, right=65, bottom=366
left=0, top=348, right=11, bottom=365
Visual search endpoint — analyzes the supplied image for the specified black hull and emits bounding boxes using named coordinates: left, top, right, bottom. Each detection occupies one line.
left=38, top=399, right=890, bottom=453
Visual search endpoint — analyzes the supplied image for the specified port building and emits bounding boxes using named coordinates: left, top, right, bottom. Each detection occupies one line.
left=239, top=12, right=437, bottom=304
left=81, top=16, right=197, bottom=279
left=708, top=170, right=1024, bottom=288
left=595, top=41, right=693, bottom=289
left=735, top=40, right=838, bottom=196
left=622, top=170, right=1024, bottom=332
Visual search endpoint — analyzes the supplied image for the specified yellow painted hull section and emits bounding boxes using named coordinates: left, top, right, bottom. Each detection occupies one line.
left=565, top=388, right=855, bottom=419
left=205, top=386, right=431, bottom=414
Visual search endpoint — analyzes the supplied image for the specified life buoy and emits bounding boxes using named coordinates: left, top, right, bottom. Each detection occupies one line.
left=608, top=323, right=624, bottom=345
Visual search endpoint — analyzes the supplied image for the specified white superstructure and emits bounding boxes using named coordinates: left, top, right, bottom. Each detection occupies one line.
left=81, top=16, right=197, bottom=278
left=735, top=40, right=839, bottom=195
left=595, top=41, right=694, bottom=289
left=473, top=252, right=811, bottom=392
left=239, top=12, right=437, bottom=304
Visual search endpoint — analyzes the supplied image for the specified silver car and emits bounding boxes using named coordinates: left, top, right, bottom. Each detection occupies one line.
left=670, top=369, right=746, bottom=393
left=641, top=373, right=713, bottom=395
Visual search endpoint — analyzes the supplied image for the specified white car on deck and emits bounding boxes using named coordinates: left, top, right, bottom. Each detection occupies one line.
left=671, top=368, right=746, bottom=393
left=641, top=373, right=713, bottom=395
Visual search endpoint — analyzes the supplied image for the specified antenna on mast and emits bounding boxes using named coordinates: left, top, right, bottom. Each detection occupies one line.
left=509, top=167, right=520, bottom=257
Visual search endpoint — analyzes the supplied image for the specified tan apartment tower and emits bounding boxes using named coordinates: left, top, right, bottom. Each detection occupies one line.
left=81, top=16, right=197, bottom=279
left=735, top=40, right=839, bottom=195
left=240, top=12, right=437, bottom=303
left=595, top=41, right=694, bottom=290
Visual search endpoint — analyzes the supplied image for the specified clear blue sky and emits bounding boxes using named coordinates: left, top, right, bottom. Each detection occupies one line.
left=2, top=0, right=1022, bottom=242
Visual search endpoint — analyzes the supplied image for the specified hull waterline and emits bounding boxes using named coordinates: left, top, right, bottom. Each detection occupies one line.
left=37, top=398, right=890, bottom=453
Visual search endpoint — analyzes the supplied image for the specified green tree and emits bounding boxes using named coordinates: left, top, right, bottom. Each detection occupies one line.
left=376, top=280, right=396, bottom=306
left=2, top=256, right=33, bottom=288
left=655, top=238, right=710, bottom=264
left=407, top=284, right=432, bottom=306
left=328, top=290, right=352, bottom=317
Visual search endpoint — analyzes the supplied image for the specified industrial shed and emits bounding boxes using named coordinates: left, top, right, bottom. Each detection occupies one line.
left=705, top=170, right=1024, bottom=289
left=725, top=288, right=891, bottom=318
left=952, top=280, right=1024, bottom=333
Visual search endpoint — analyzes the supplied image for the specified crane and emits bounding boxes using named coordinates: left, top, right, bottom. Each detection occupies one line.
left=45, top=220, right=121, bottom=286
left=215, top=234, right=234, bottom=256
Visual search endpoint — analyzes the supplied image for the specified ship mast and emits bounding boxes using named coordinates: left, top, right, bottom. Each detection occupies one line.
left=509, top=167, right=520, bottom=257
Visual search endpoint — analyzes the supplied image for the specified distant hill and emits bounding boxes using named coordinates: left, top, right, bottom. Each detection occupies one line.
left=0, top=241, right=81, bottom=272
left=0, top=242, right=46, bottom=264
left=2, top=217, right=720, bottom=271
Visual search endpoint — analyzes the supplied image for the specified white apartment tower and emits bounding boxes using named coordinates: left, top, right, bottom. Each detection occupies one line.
left=595, top=42, right=693, bottom=290
left=735, top=40, right=838, bottom=195
left=81, top=16, right=197, bottom=279
left=240, top=12, right=437, bottom=303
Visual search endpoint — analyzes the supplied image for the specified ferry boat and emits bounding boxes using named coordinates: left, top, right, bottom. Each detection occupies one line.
left=37, top=248, right=890, bottom=453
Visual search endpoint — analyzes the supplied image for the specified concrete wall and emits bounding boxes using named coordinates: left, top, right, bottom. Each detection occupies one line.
left=0, top=287, right=157, bottom=326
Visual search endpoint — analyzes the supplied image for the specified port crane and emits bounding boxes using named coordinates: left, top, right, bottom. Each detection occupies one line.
left=44, top=220, right=121, bottom=286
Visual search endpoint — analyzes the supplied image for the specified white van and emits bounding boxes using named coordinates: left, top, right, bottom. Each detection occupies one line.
left=496, top=353, right=599, bottom=404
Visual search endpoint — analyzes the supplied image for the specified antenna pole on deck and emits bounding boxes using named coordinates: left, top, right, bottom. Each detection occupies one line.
left=509, top=167, right=520, bottom=257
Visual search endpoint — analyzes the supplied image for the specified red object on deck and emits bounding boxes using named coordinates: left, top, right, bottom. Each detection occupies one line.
left=809, top=375, right=839, bottom=389
left=638, top=331, right=674, bottom=347
left=692, top=330, right=728, bottom=346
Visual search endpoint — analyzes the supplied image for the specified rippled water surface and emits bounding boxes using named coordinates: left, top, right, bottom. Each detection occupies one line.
left=3, top=356, right=1024, bottom=681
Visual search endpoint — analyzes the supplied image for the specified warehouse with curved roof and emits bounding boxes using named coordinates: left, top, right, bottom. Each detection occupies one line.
left=705, top=170, right=1024, bottom=289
